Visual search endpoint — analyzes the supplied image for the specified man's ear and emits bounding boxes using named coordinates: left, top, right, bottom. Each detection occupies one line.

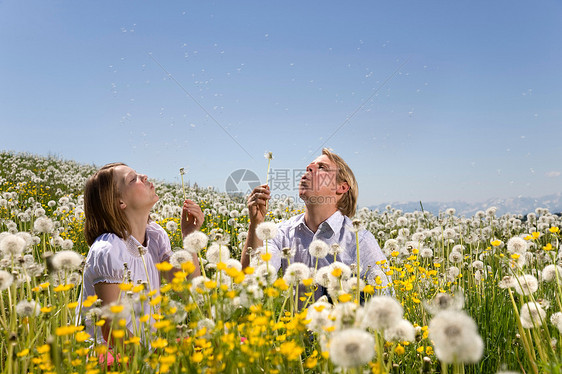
left=336, top=182, right=349, bottom=195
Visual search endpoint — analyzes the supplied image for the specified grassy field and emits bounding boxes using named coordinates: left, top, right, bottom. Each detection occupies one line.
left=0, top=151, right=560, bottom=374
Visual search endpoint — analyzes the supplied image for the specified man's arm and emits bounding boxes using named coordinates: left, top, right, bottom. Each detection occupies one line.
left=241, top=184, right=270, bottom=268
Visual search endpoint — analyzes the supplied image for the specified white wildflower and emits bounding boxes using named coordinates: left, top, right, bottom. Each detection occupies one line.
left=514, top=274, right=538, bottom=296
left=308, top=240, right=329, bottom=259
left=183, top=231, right=208, bottom=254
left=0, top=270, right=14, bottom=290
left=0, top=234, right=26, bottom=256
left=206, top=243, right=230, bottom=264
left=15, top=299, right=41, bottom=317
left=283, top=263, right=310, bottom=284
left=424, top=292, right=465, bottom=315
left=329, top=328, right=375, bottom=369
left=550, top=312, right=562, bottom=332
left=170, top=250, right=193, bottom=268
left=255, top=222, right=278, bottom=241
left=384, top=319, right=416, bottom=342
left=507, top=237, right=528, bottom=255
left=166, top=221, right=178, bottom=232
left=520, top=302, right=546, bottom=328
left=34, top=216, right=54, bottom=233
left=362, top=295, right=403, bottom=331
left=429, top=310, right=484, bottom=364
left=541, top=264, right=562, bottom=282
left=51, top=250, right=83, bottom=271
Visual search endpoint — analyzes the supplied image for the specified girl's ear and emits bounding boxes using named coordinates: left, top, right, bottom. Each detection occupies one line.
left=119, top=200, right=127, bottom=210
left=336, top=181, right=349, bottom=195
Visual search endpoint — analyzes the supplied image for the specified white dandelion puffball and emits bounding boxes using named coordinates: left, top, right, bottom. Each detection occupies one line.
left=254, top=263, right=278, bottom=284
left=306, top=301, right=333, bottom=333
left=183, top=231, right=208, bottom=254
left=308, top=239, right=329, bottom=259
left=329, top=328, right=375, bottom=368
left=513, top=274, right=538, bottom=296
left=15, top=299, right=41, bottom=317
left=520, top=302, right=546, bottom=329
left=206, top=243, right=230, bottom=264
left=255, top=222, right=278, bottom=241
left=170, top=250, right=193, bottom=268
left=507, top=237, right=528, bottom=255
left=420, top=247, right=434, bottom=258
left=328, top=243, right=343, bottom=256
left=328, top=262, right=352, bottom=281
left=541, top=264, right=562, bottom=282
left=51, top=250, right=83, bottom=271
left=362, top=295, right=403, bottom=331
left=166, top=221, right=178, bottom=232
left=315, top=266, right=332, bottom=288
left=283, top=263, right=310, bottom=284
left=384, top=319, right=416, bottom=342
left=0, top=234, right=26, bottom=256
left=34, top=216, right=54, bottom=233
left=0, top=270, right=14, bottom=290
left=550, top=312, right=562, bottom=332
left=429, top=310, right=484, bottom=364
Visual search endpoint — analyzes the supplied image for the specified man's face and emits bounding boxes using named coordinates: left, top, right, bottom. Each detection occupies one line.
left=299, top=155, right=341, bottom=205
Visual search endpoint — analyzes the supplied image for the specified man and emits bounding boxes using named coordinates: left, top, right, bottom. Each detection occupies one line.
left=241, top=148, right=390, bottom=296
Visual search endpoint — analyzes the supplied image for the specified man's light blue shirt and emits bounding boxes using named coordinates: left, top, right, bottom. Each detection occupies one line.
left=267, top=210, right=390, bottom=294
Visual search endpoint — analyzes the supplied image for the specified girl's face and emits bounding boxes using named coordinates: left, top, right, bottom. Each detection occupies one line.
left=114, top=165, right=159, bottom=212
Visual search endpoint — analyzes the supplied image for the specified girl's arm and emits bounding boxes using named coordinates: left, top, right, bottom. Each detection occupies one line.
left=94, top=282, right=123, bottom=344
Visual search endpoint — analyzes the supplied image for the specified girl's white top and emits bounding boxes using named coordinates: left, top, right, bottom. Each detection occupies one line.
left=78, top=222, right=173, bottom=342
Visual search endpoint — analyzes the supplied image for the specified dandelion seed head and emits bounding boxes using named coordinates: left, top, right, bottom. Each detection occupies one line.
left=206, top=243, right=230, bottom=264
left=34, top=216, right=54, bottom=233
left=51, top=250, right=83, bottom=271
left=329, top=328, right=375, bottom=368
left=507, top=237, right=528, bottom=255
left=550, top=312, right=562, bottom=332
left=514, top=274, right=538, bottom=296
left=541, top=264, right=562, bottom=282
left=0, top=234, right=26, bottom=256
left=170, top=250, right=193, bottom=268
left=520, top=302, right=546, bottom=328
left=16, top=299, right=41, bottom=317
left=0, top=270, right=14, bottom=290
left=183, top=231, right=208, bottom=254
left=308, top=239, right=329, bottom=259
left=283, top=263, right=310, bottom=284
left=362, top=295, right=403, bottom=331
left=255, top=222, right=278, bottom=241
left=429, top=310, right=483, bottom=364
left=314, top=266, right=332, bottom=288
left=420, top=247, right=434, bottom=258
left=384, top=319, right=416, bottom=342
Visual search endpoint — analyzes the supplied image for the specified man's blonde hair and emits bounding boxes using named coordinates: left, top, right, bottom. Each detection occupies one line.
left=322, top=148, right=358, bottom=218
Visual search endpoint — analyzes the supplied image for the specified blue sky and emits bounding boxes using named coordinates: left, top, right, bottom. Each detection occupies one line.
left=1, top=1, right=561, bottom=207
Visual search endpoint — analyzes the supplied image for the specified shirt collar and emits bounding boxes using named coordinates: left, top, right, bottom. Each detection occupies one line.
left=295, top=210, right=346, bottom=236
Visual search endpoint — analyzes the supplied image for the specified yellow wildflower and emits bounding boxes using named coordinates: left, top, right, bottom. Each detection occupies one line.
left=155, top=261, right=173, bottom=271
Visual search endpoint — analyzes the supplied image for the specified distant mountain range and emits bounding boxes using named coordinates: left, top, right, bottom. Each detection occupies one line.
left=368, top=193, right=562, bottom=217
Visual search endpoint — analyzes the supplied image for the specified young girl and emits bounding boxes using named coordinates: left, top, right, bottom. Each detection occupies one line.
left=79, top=162, right=202, bottom=343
